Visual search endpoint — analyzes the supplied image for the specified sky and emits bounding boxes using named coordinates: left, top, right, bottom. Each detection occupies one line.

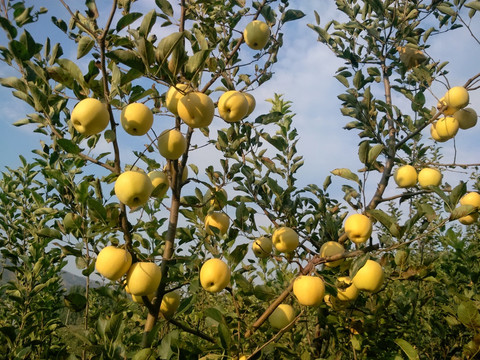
left=1, top=1, right=480, bottom=278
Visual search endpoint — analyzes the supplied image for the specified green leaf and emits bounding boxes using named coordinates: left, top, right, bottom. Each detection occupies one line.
left=349, top=254, right=369, bottom=279
left=106, top=49, right=145, bottom=72
left=395, top=338, right=420, bottom=360
left=465, top=1, right=480, bottom=11
left=57, top=138, right=81, bottom=154
left=156, top=32, right=184, bottom=63
left=77, top=36, right=95, bottom=59
left=436, top=4, right=457, bottom=16
left=335, top=74, right=349, bottom=87
left=139, top=10, right=157, bottom=38
left=56, top=58, right=86, bottom=89
left=450, top=204, right=476, bottom=221
left=204, top=307, right=226, bottom=325
left=0, top=76, right=27, bottom=92
left=457, top=301, right=480, bottom=328
left=132, top=349, right=154, bottom=360
left=254, top=111, right=283, bottom=125
left=218, top=323, right=231, bottom=350
left=331, top=168, right=360, bottom=184
left=450, top=181, right=466, bottom=206
left=228, top=244, right=248, bottom=266
left=105, top=313, right=123, bottom=341
left=116, top=12, right=143, bottom=32
left=368, top=144, right=384, bottom=164
left=156, top=0, right=174, bottom=17
left=358, top=141, right=369, bottom=164
left=282, top=9, right=306, bottom=23
left=0, top=17, right=18, bottom=39
left=185, top=50, right=210, bottom=78
left=37, top=227, right=62, bottom=239
left=253, top=285, right=275, bottom=301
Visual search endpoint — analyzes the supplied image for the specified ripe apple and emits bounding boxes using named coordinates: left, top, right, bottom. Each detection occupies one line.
left=177, top=91, right=215, bottom=128
left=71, top=98, right=110, bottom=136
left=126, top=262, right=162, bottom=296
left=160, top=290, right=181, bottom=318
left=243, top=92, right=256, bottom=117
left=435, top=116, right=459, bottom=139
left=114, top=170, right=154, bottom=209
left=120, top=102, right=154, bottom=136
left=95, top=246, right=132, bottom=281
left=394, top=165, right=417, bottom=188
left=344, top=214, right=372, bottom=244
left=458, top=192, right=480, bottom=225
left=272, top=226, right=299, bottom=253
left=200, top=258, right=231, bottom=293
left=454, top=107, right=477, bottom=130
left=252, top=236, right=273, bottom=258
left=164, top=161, right=188, bottom=185
left=204, top=212, right=230, bottom=235
left=148, top=170, right=169, bottom=198
left=444, top=86, right=469, bottom=109
left=319, top=241, right=345, bottom=267
left=206, top=187, right=228, bottom=210
left=293, top=275, right=325, bottom=306
left=336, top=276, right=359, bottom=301
left=430, top=122, right=448, bottom=142
left=217, top=90, right=249, bottom=123
left=165, top=83, right=190, bottom=116
left=158, top=129, right=187, bottom=160
left=352, top=259, right=384, bottom=292
left=243, top=20, right=270, bottom=50
left=268, top=303, right=295, bottom=330
left=417, top=168, right=442, bottom=188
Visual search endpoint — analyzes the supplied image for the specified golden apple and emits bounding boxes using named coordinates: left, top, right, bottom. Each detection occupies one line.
left=126, top=262, right=162, bottom=296
left=243, top=20, right=270, bottom=50
left=430, top=122, right=448, bottom=142
left=120, top=102, right=153, bottom=136
left=435, top=116, right=459, bottom=139
left=319, top=241, right=345, bottom=267
left=454, top=108, right=477, bottom=130
left=252, top=236, right=273, bottom=258
left=95, top=246, right=132, bottom=281
left=458, top=192, right=480, bottom=225
left=165, top=83, right=190, bottom=116
left=344, top=214, right=372, bottom=244
left=160, top=291, right=181, bottom=318
left=71, top=98, right=110, bottom=136
left=293, top=275, right=325, bottom=306
left=417, top=168, right=442, bottom=188
left=148, top=170, right=169, bottom=198
left=444, top=86, right=469, bottom=109
left=217, top=90, right=249, bottom=123
left=114, top=170, right=154, bottom=209
left=177, top=91, right=215, bottom=128
left=164, top=161, right=188, bottom=185
left=394, top=165, right=417, bottom=188
left=206, top=187, right=228, bottom=210
left=272, top=226, right=299, bottom=253
left=268, top=303, right=295, bottom=330
left=352, top=259, right=384, bottom=292
left=200, top=258, right=231, bottom=293
left=336, top=276, right=359, bottom=301
left=158, top=129, right=187, bottom=160
left=204, top=212, right=230, bottom=235
left=243, top=92, right=256, bottom=117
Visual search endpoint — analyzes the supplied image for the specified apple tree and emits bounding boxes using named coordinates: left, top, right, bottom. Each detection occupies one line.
left=1, top=0, right=480, bottom=359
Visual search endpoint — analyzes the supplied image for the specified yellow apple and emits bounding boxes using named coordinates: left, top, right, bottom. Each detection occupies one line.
left=293, top=275, right=325, bottom=306
left=319, top=241, right=345, bottom=267
left=164, top=161, right=188, bottom=185
left=158, top=129, right=187, bottom=160
left=252, top=236, right=273, bottom=258
left=352, top=259, right=384, bottom=292
left=131, top=292, right=155, bottom=305
left=148, top=170, right=169, bottom=198
left=217, top=90, right=249, bottom=123
left=268, top=303, right=295, bottom=330
left=454, top=108, right=477, bottom=130
left=114, top=170, right=154, bottom=209
left=394, top=165, right=417, bottom=188
left=95, top=246, right=132, bottom=281
left=206, top=187, right=228, bottom=210
left=200, top=258, right=231, bottom=293
left=272, top=226, right=299, bottom=253
left=430, top=122, right=449, bottom=142
left=204, top=212, right=230, bottom=235
left=444, top=86, right=469, bottom=109
left=126, top=262, right=162, bottom=296
left=71, top=98, right=110, bottom=136
left=165, top=83, right=190, bottom=116
left=243, top=92, right=256, bottom=117
left=243, top=20, right=270, bottom=50
left=437, top=96, right=456, bottom=116
left=177, top=91, right=215, bottom=128
left=120, top=102, right=153, bottom=136
left=160, top=291, right=181, bottom=318
left=435, top=116, right=459, bottom=139
left=417, top=168, right=442, bottom=188
left=458, top=192, right=480, bottom=225
left=344, top=214, right=372, bottom=244
left=336, top=276, right=359, bottom=301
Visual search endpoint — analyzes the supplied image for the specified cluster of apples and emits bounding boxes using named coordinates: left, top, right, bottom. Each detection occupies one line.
left=431, top=86, right=478, bottom=142
left=95, top=246, right=181, bottom=317
left=394, top=165, right=442, bottom=188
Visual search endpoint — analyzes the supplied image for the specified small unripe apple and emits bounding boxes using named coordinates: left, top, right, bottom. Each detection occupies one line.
left=158, top=129, right=187, bottom=160
left=177, top=91, right=215, bottom=128
left=114, top=170, right=154, bottom=209
left=272, top=226, right=299, bottom=253
left=217, top=90, right=249, bottom=123
left=352, top=259, right=384, bottom=292
left=319, top=241, right=345, bottom=267
left=71, top=98, right=110, bottom=136
left=204, top=212, right=230, bottom=235
left=95, top=246, right=132, bottom=281
left=200, top=258, right=231, bottom=293
left=344, top=214, right=372, bottom=244
left=417, top=168, right=442, bottom=188
left=394, top=165, right=417, bottom=188
left=268, top=303, right=295, bottom=330
left=126, top=262, right=162, bottom=296
left=293, top=275, right=325, bottom=306
left=454, top=108, right=477, bottom=130
left=252, top=236, right=273, bottom=258
left=243, top=20, right=270, bottom=50
left=120, top=102, right=154, bottom=136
